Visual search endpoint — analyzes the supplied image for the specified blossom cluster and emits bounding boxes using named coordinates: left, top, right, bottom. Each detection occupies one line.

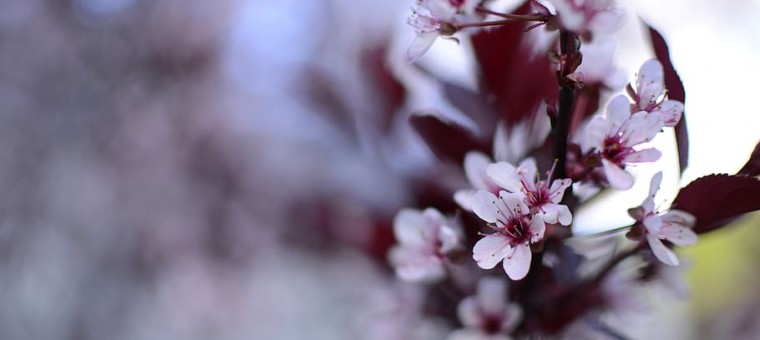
left=378, top=0, right=760, bottom=338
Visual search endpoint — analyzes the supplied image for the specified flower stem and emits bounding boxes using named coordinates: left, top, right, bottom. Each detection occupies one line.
left=475, top=6, right=547, bottom=21
left=454, top=16, right=545, bottom=30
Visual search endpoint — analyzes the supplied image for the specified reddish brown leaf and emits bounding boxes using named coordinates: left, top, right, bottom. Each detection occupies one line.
left=470, top=1, right=556, bottom=126
left=671, top=174, right=760, bottom=234
left=409, top=113, right=489, bottom=164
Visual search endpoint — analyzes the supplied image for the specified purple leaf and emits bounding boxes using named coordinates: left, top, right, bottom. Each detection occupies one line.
left=738, top=141, right=760, bottom=177
left=470, top=2, right=556, bottom=126
left=671, top=174, right=760, bottom=234
left=647, top=24, right=688, bottom=174
left=409, top=113, right=488, bottom=164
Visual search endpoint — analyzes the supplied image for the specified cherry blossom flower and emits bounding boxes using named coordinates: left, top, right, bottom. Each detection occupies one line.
left=406, top=0, right=480, bottom=62
left=486, top=158, right=573, bottom=226
left=631, top=59, right=684, bottom=127
left=628, top=172, right=698, bottom=266
left=549, top=0, right=624, bottom=34
left=582, top=95, right=665, bottom=189
left=449, top=277, right=522, bottom=340
left=455, top=116, right=551, bottom=212
left=471, top=191, right=545, bottom=280
left=388, top=208, right=463, bottom=282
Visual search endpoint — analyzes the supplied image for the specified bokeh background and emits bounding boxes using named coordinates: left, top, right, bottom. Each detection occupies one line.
left=0, top=0, right=758, bottom=339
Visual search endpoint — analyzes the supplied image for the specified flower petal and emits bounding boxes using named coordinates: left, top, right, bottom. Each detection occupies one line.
left=476, top=277, right=506, bottom=316
left=582, top=116, right=609, bottom=152
left=503, top=244, right=532, bottom=280
left=539, top=203, right=572, bottom=226
left=625, top=148, right=662, bottom=163
left=388, top=246, right=445, bottom=282
left=472, top=190, right=499, bottom=223
left=528, top=216, right=546, bottom=241
left=637, top=59, right=665, bottom=109
left=453, top=189, right=477, bottom=211
left=456, top=297, right=480, bottom=328
left=647, top=234, right=679, bottom=266
left=660, top=224, right=698, bottom=247
left=463, top=151, right=492, bottom=190
left=661, top=210, right=696, bottom=228
left=407, top=31, right=438, bottom=62
left=641, top=171, right=662, bottom=213
left=486, top=162, right=521, bottom=192
left=501, top=303, right=523, bottom=334
left=393, top=209, right=425, bottom=246
left=654, top=99, right=683, bottom=127
left=602, top=159, right=633, bottom=189
left=473, top=234, right=512, bottom=269
left=548, top=178, right=572, bottom=203
left=607, top=95, right=632, bottom=123
left=643, top=214, right=663, bottom=234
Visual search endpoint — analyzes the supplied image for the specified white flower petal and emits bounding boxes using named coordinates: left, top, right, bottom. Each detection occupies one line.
left=473, top=234, right=512, bottom=269
left=528, top=215, right=546, bottom=241
left=582, top=116, right=609, bottom=152
left=393, top=209, right=425, bottom=246
left=456, top=297, right=480, bottom=328
left=654, top=100, right=684, bottom=127
left=660, top=225, right=698, bottom=247
left=548, top=178, right=572, bottom=203
left=644, top=214, right=663, bottom=234
left=503, top=244, right=532, bottom=280
left=538, top=204, right=560, bottom=224
left=625, top=148, right=662, bottom=163
left=464, top=151, right=492, bottom=190
left=472, top=191, right=500, bottom=223
left=601, top=159, right=633, bottom=189
left=606, top=95, right=632, bottom=123
left=498, top=191, right=530, bottom=216
left=640, top=171, right=662, bottom=213
left=454, top=189, right=477, bottom=211
left=407, top=31, right=439, bottom=62
left=637, top=59, right=665, bottom=109
left=438, top=225, right=461, bottom=253
left=477, top=277, right=507, bottom=315
left=647, top=234, right=679, bottom=266
left=486, top=162, right=521, bottom=192
left=389, top=247, right=445, bottom=282
left=501, top=303, right=523, bottom=333
left=661, top=210, right=696, bottom=228
left=540, top=203, right=572, bottom=226
left=493, top=121, right=512, bottom=163
left=624, top=112, right=664, bottom=145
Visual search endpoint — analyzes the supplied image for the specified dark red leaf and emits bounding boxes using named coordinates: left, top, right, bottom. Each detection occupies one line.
left=470, top=1, right=556, bottom=126
left=671, top=174, right=760, bottom=234
left=647, top=24, right=688, bottom=174
left=363, top=45, right=406, bottom=135
left=738, top=141, right=760, bottom=177
left=409, top=113, right=489, bottom=164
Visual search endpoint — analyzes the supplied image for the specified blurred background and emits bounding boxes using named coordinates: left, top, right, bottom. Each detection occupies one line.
left=0, top=0, right=758, bottom=339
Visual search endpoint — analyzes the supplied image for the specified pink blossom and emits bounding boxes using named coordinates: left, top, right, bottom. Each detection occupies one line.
left=629, top=172, right=698, bottom=266
left=582, top=95, right=665, bottom=189
left=449, top=277, right=522, bottom=340
left=486, top=158, right=573, bottom=226
left=549, top=0, right=624, bottom=34
left=632, top=59, right=684, bottom=127
left=388, top=208, right=462, bottom=282
left=406, top=0, right=480, bottom=62
left=471, top=191, right=545, bottom=280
